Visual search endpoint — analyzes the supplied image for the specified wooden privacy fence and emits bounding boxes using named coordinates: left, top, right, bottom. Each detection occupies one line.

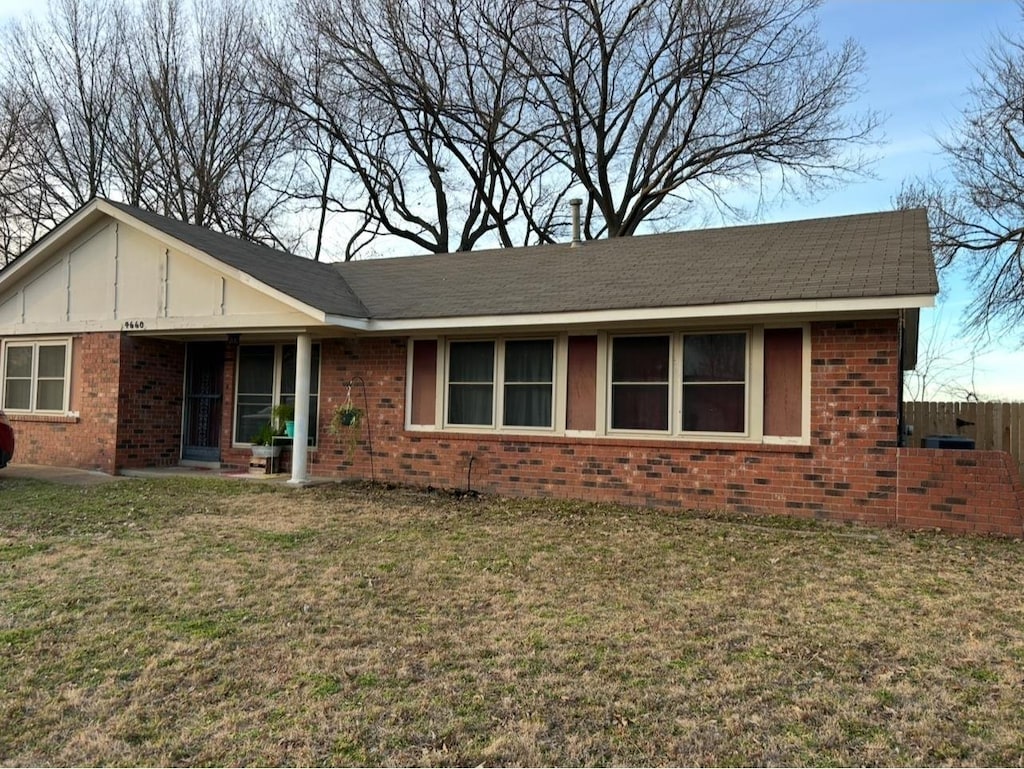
left=904, top=401, right=1024, bottom=481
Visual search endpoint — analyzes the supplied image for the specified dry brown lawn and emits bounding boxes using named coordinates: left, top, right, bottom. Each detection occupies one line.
left=1, top=476, right=1023, bottom=766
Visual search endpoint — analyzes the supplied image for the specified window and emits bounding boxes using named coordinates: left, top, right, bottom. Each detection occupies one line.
left=682, top=332, right=746, bottom=433
left=445, top=338, right=555, bottom=428
left=281, top=345, right=321, bottom=440
left=503, top=339, right=554, bottom=427
left=448, top=341, right=495, bottom=425
left=610, top=335, right=670, bottom=431
left=234, top=344, right=320, bottom=445
left=2, top=340, right=70, bottom=413
left=415, top=327, right=803, bottom=442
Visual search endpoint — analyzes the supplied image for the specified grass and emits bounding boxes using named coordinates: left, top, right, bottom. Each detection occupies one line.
left=1, top=476, right=1023, bottom=766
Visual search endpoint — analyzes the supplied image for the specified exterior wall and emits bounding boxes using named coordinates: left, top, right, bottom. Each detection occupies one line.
left=309, top=321, right=1022, bottom=537
left=5, top=332, right=185, bottom=472
left=114, top=336, right=185, bottom=469
left=7, top=321, right=1021, bottom=537
left=5, top=332, right=122, bottom=473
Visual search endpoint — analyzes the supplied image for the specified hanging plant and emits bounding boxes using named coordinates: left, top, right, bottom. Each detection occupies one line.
left=329, top=397, right=364, bottom=459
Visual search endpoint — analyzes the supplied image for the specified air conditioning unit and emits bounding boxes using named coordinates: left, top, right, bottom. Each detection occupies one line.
left=921, top=435, right=975, bottom=450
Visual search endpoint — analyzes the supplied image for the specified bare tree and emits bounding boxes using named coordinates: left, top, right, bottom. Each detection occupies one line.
left=494, top=0, right=879, bottom=238
left=0, top=0, right=124, bottom=234
left=266, top=0, right=571, bottom=258
left=0, top=84, right=38, bottom=264
left=122, top=0, right=300, bottom=248
left=903, top=305, right=984, bottom=402
left=898, top=3, right=1024, bottom=338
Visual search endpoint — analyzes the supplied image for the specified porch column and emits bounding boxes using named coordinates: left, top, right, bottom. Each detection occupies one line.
left=289, top=332, right=312, bottom=485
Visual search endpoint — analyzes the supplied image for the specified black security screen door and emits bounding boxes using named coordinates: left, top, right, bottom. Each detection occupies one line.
left=182, top=342, right=224, bottom=462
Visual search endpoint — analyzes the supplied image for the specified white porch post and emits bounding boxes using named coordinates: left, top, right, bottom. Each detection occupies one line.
left=289, top=332, right=312, bottom=485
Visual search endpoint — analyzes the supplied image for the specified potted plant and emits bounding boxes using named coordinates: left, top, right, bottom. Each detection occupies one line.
left=329, top=401, right=364, bottom=458
left=272, top=402, right=295, bottom=438
left=249, top=422, right=282, bottom=473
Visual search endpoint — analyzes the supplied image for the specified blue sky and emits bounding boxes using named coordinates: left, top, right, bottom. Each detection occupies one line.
left=1, top=0, right=1021, bottom=399
left=765, top=0, right=1024, bottom=401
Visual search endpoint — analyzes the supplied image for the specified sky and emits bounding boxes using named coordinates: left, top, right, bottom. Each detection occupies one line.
left=761, top=0, right=1024, bottom=401
left=0, top=0, right=1022, bottom=400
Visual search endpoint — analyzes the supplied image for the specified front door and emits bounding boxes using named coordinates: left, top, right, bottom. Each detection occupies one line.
left=182, top=342, right=225, bottom=462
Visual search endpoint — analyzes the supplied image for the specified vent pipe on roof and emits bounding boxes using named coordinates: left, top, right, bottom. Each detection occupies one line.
left=569, top=198, right=582, bottom=247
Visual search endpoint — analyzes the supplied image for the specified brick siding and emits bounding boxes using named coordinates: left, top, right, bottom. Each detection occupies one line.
left=6, top=321, right=1022, bottom=537
left=304, top=321, right=1022, bottom=537
left=114, top=336, right=185, bottom=469
left=6, top=333, right=184, bottom=473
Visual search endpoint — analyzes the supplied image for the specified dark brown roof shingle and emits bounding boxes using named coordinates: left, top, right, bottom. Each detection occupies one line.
left=335, top=208, right=936, bottom=319
left=94, top=201, right=935, bottom=321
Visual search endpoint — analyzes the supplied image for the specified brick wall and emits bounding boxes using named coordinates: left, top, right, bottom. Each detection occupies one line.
left=896, top=449, right=1024, bottom=536
left=5, top=333, right=185, bottom=472
left=7, top=321, right=1021, bottom=537
left=306, top=321, right=1021, bottom=537
left=114, top=336, right=185, bottom=469
left=5, top=332, right=121, bottom=473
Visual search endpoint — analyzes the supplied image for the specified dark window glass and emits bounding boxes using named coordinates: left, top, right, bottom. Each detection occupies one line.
left=682, top=333, right=746, bottom=433
left=281, top=345, right=321, bottom=445
left=448, top=341, right=495, bottom=425
left=235, top=344, right=322, bottom=445
left=503, top=340, right=553, bottom=427
left=611, top=336, right=670, bottom=430
left=235, top=346, right=275, bottom=443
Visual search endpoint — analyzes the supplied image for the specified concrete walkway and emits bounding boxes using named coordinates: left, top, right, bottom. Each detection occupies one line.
left=1, top=463, right=124, bottom=486
left=2, top=463, right=333, bottom=487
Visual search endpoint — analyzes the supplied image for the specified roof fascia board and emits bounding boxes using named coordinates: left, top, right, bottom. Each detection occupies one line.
left=327, top=294, right=936, bottom=333
left=0, top=313, right=322, bottom=336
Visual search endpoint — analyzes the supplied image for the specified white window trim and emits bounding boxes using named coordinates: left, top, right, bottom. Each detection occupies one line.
left=430, top=336, right=560, bottom=434
left=1, top=337, right=73, bottom=415
left=232, top=342, right=321, bottom=448
left=407, top=325, right=809, bottom=445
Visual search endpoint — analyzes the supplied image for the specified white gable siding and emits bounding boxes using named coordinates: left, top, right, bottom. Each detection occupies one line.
left=68, top=224, right=116, bottom=322
left=0, top=217, right=324, bottom=335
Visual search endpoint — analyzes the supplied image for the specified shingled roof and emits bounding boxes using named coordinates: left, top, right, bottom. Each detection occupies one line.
left=7, top=201, right=934, bottom=323
left=101, top=200, right=368, bottom=318
left=336, top=208, right=936, bottom=319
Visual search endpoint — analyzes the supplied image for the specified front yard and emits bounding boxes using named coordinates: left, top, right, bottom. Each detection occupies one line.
left=1, top=476, right=1022, bottom=766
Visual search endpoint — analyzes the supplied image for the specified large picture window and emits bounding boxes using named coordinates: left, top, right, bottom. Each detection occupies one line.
left=234, top=343, right=320, bottom=445
left=446, top=338, right=555, bottom=428
left=2, top=340, right=70, bottom=413
left=682, top=332, right=747, bottom=433
left=610, top=336, right=670, bottom=431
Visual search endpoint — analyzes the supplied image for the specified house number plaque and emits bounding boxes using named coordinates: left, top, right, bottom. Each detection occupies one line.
left=122, top=320, right=146, bottom=330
